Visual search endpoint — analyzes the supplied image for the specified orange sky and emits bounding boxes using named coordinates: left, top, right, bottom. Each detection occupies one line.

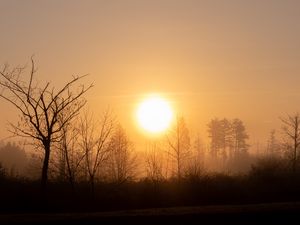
left=1, top=0, right=300, bottom=149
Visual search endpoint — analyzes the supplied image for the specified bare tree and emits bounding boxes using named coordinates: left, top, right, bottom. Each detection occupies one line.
left=0, top=58, right=92, bottom=192
left=106, top=125, right=137, bottom=184
left=280, top=113, right=300, bottom=172
left=266, top=129, right=280, bottom=157
left=185, top=134, right=205, bottom=178
left=167, top=116, right=190, bottom=180
left=79, top=110, right=114, bottom=195
left=57, top=120, right=85, bottom=190
left=145, top=142, right=164, bottom=183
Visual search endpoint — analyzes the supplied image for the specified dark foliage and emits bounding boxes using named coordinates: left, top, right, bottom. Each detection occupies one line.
left=1, top=163, right=300, bottom=214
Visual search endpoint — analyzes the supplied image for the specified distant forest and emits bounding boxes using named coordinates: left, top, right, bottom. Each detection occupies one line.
left=1, top=101, right=299, bottom=188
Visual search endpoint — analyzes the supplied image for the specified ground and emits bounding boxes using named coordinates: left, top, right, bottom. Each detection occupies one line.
left=0, top=202, right=299, bottom=224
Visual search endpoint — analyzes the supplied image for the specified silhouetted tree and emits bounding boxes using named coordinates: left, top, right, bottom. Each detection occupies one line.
left=232, top=118, right=249, bottom=154
left=222, top=119, right=234, bottom=159
left=207, top=118, right=224, bottom=158
left=208, top=118, right=249, bottom=171
left=185, top=134, right=205, bottom=178
left=145, top=142, right=164, bottom=183
left=0, top=58, right=92, bottom=192
left=57, top=120, right=84, bottom=189
left=79, top=110, right=114, bottom=195
left=167, top=116, right=190, bottom=180
left=266, top=129, right=280, bottom=157
left=280, top=113, right=300, bottom=172
left=106, top=125, right=137, bottom=184
left=207, top=118, right=233, bottom=160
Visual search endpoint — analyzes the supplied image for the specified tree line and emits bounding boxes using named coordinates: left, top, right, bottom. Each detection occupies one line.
left=1, top=59, right=300, bottom=196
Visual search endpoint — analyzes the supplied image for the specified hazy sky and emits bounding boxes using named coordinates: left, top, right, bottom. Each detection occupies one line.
left=1, top=0, right=300, bottom=147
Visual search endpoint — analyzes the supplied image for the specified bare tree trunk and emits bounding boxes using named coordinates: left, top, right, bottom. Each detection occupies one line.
left=177, top=156, right=181, bottom=180
left=167, top=117, right=190, bottom=181
left=41, top=144, right=50, bottom=193
left=65, top=152, right=76, bottom=191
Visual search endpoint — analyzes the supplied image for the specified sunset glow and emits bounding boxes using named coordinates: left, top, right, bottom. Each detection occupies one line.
left=136, top=96, right=173, bottom=134
left=1, top=1, right=300, bottom=221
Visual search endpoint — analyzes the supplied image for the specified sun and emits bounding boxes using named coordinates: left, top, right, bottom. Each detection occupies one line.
left=136, top=96, right=174, bottom=134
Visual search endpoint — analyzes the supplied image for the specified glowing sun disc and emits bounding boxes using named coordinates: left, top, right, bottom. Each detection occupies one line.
left=137, top=96, right=173, bottom=133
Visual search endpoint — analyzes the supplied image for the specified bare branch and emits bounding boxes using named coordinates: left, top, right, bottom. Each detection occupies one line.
left=0, top=59, right=92, bottom=190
